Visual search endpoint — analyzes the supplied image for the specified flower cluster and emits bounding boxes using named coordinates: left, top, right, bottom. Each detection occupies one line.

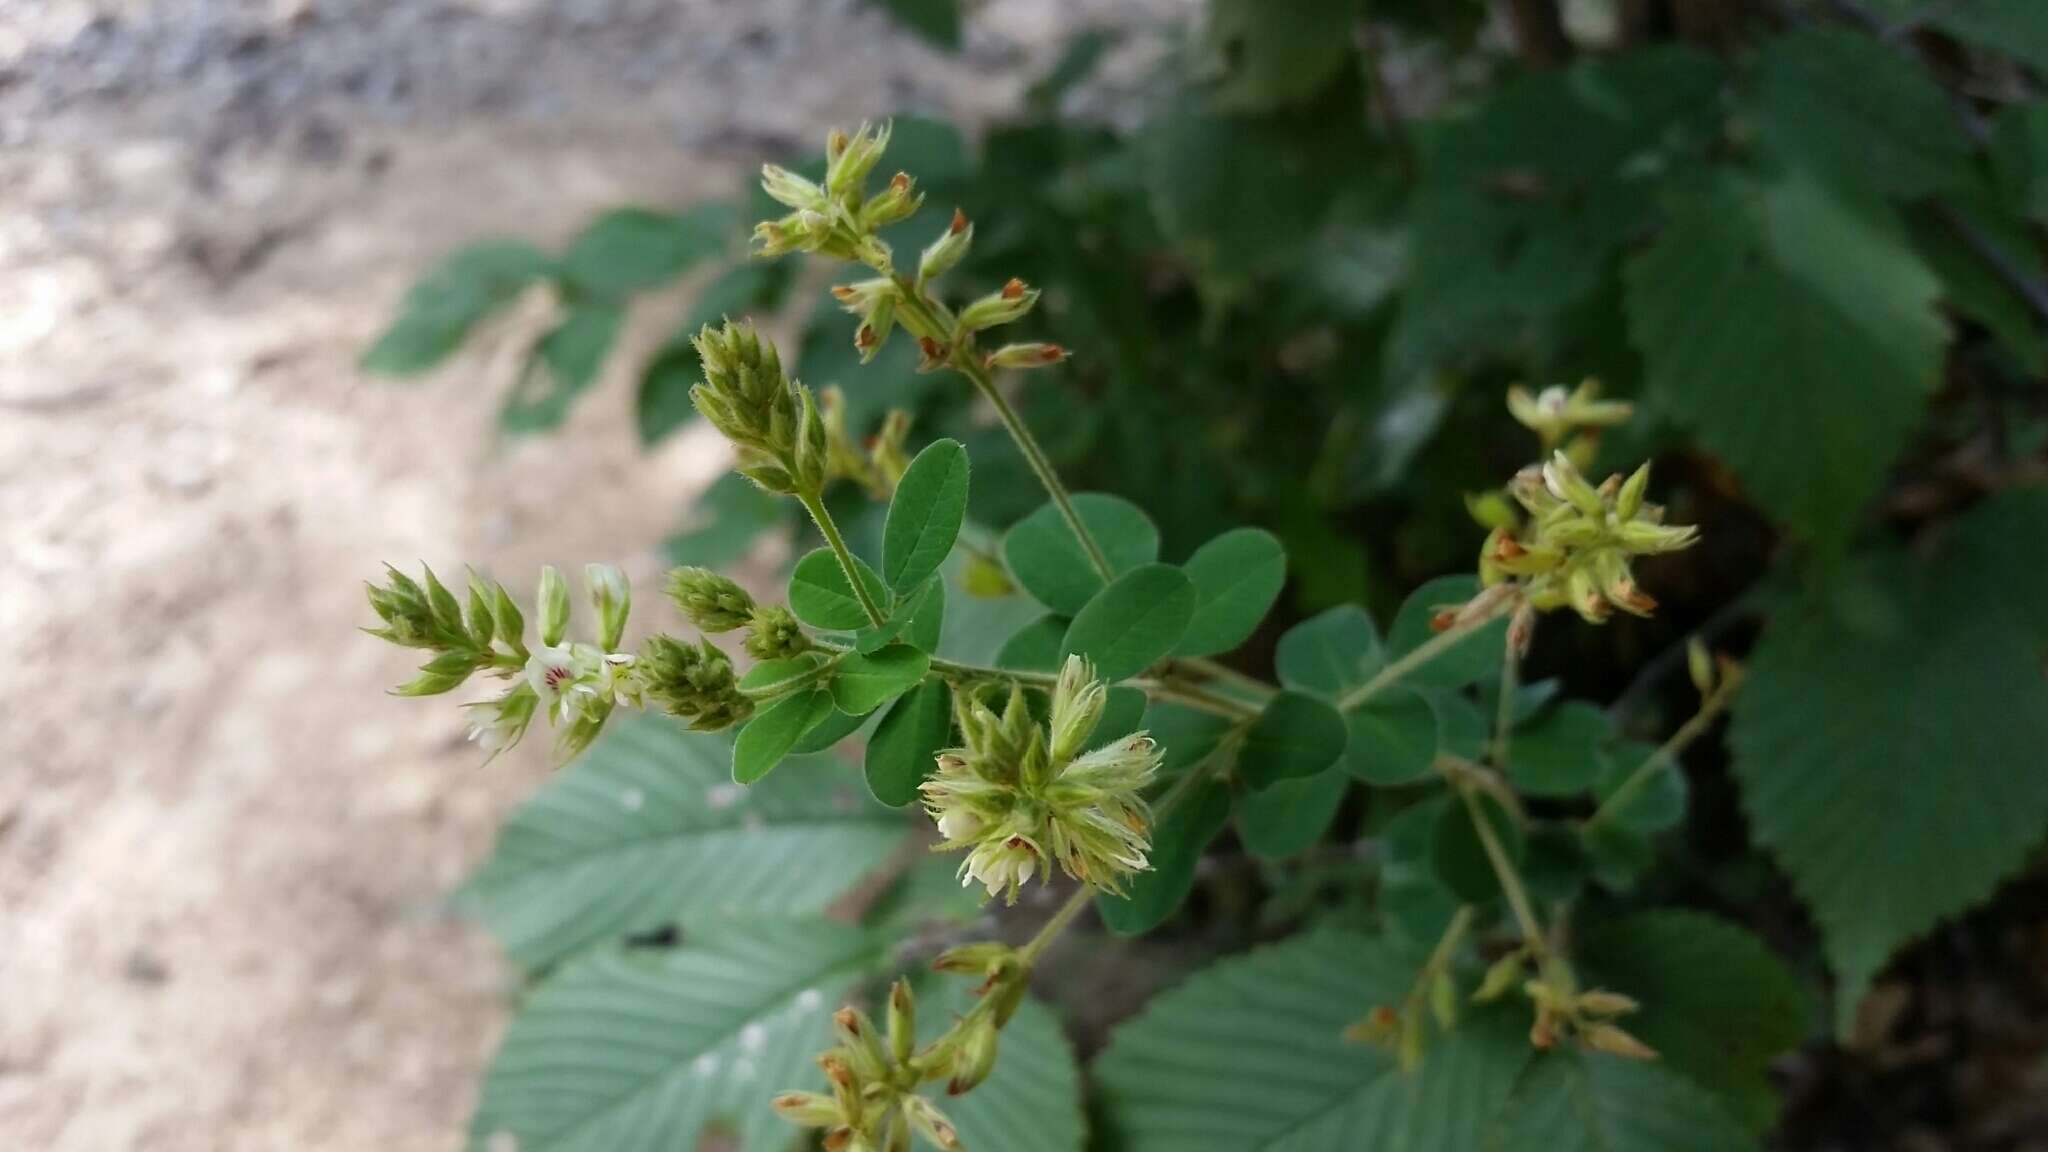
left=668, top=566, right=815, bottom=661
left=921, top=656, right=1161, bottom=903
left=1466, top=385, right=1699, bottom=626
left=690, top=318, right=828, bottom=497
left=772, top=981, right=978, bottom=1152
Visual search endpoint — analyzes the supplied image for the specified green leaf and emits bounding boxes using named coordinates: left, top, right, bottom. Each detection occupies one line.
left=457, top=717, right=903, bottom=970
left=1749, top=29, right=1975, bottom=201
left=1730, top=489, right=2048, bottom=1033
left=1240, top=691, right=1350, bottom=789
left=1147, top=702, right=1237, bottom=775
left=830, top=645, right=932, bottom=716
left=737, top=654, right=824, bottom=697
left=1238, top=768, right=1349, bottom=858
left=1908, top=197, right=2048, bottom=375
left=1346, top=686, right=1439, bottom=785
left=1506, top=701, right=1611, bottom=797
left=1386, top=576, right=1512, bottom=690
left=468, top=919, right=881, bottom=1152
left=884, top=439, right=970, bottom=593
left=788, top=549, right=889, bottom=631
left=1096, top=776, right=1231, bottom=935
left=1275, top=604, right=1382, bottom=698
left=1592, top=739, right=1687, bottom=834
left=1003, top=493, right=1159, bottom=616
left=789, top=705, right=870, bottom=755
left=501, top=302, right=625, bottom=434
left=362, top=240, right=553, bottom=376
left=1578, top=911, right=1809, bottom=1132
left=1060, top=563, right=1197, bottom=682
left=996, top=613, right=1069, bottom=672
left=865, top=679, right=953, bottom=807
left=1484, top=1051, right=1759, bottom=1152
left=639, top=261, right=795, bottom=445
left=1094, top=932, right=1528, bottom=1152
left=561, top=204, right=729, bottom=296
left=1626, top=169, right=1947, bottom=543
left=1094, top=686, right=1148, bottom=747
left=734, top=689, right=835, bottom=784
left=1203, top=0, right=1361, bottom=112
left=1379, top=797, right=1462, bottom=946
left=1174, top=527, right=1289, bottom=657
left=873, top=0, right=961, bottom=48
left=1992, top=101, right=2048, bottom=223
left=1432, top=790, right=1524, bottom=905
left=904, top=576, right=946, bottom=654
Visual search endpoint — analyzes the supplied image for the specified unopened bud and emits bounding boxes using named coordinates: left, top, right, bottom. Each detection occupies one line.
left=986, top=343, right=1068, bottom=370
left=1473, top=952, right=1525, bottom=1004
left=761, top=164, right=828, bottom=212
left=860, top=171, right=923, bottom=230
left=903, top=1095, right=961, bottom=1150
left=667, top=567, right=756, bottom=632
left=957, top=279, right=1040, bottom=332
left=1580, top=1022, right=1658, bottom=1060
left=1575, top=990, right=1641, bottom=1018
left=585, top=564, right=630, bottom=651
left=918, top=210, right=973, bottom=284
left=1616, top=462, right=1651, bottom=521
left=744, top=604, right=811, bottom=661
left=1686, top=637, right=1715, bottom=696
left=1047, top=654, right=1106, bottom=765
left=825, top=121, right=891, bottom=199
left=1429, top=970, right=1460, bottom=1030
left=772, top=1091, right=842, bottom=1128
left=537, top=565, right=572, bottom=646
left=946, top=1014, right=999, bottom=1095
left=888, top=980, right=916, bottom=1066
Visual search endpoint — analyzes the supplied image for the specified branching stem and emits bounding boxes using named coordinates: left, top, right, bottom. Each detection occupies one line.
left=797, top=491, right=889, bottom=629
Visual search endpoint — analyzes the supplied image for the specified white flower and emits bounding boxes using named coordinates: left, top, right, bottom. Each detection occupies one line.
left=961, top=836, right=1039, bottom=902
left=525, top=643, right=605, bottom=722
left=935, top=808, right=983, bottom=843
left=462, top=684, right=537, bottom=762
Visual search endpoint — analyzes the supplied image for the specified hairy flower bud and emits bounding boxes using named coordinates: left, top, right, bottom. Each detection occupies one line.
left=825, top=121, right=891, bottom=200
left=761, top=164, right=828, bottom=213
left=918, top=209, right=973, bottom=285
left=956, top=278, right=1040, bottom=333
left=946, top=1014, right=999, bottom=1096
left=745, top=604, right=812, bottom=660
left=634, top=634, right=752, bottom=731
left=537, top=564, right=572, bottom=647
left=667, top=567, right=756, bottom=632
left=985, top=342, right=1069, bottom=370
left=772, top=1091, right=842, bottom=1128
left=860, top=171, right=924, bottom=231
left=585, top=564, right=630, bottom=651
left=1047, top=654, right=1106, bottom=766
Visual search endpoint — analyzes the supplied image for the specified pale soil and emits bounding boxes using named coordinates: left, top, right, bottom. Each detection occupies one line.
left=0, top=2, right=1181, bottom=1148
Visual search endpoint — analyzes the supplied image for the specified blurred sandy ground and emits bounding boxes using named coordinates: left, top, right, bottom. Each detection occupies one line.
left=0, top=1, right=1182, bottom=1147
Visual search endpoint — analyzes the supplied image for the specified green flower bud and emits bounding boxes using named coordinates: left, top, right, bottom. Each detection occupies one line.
left=946, top=1013, right=999, bottom=1096
left=887, top=980, right=916, bottom=1067
left=745, top=604, right=812, bottom=660
left=585, top=563, right=630, bottom=651
left=537, top=564, right=572, bottom=646
left=985, top=342, right=1069, bottom=371
left=860, top=171, right=923, bottom=230
left=902, top=1095, right=961, bottom=1151
left=634, top=634, right=752, bottom=731
left=825, top=121, right=891, bottom=200
left=918, top=209, right=973, bottom=285
left=771, top=1091, right=842, bottom=1128
left=1047, top=654, right=1106, bottom=766
left=956, top=278, right=1039, bottom=333
left=667, top=567, right=756, bottom=632
left=760, top=164, right=828, bottom=212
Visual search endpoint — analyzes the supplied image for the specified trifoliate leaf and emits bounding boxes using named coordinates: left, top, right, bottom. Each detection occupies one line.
left=1386, top=576, right=1512, bottom=690
left=1379, top=796, right=1463, bottom=946
left=1506, top=700, right=1611, bottom=797
left=469, top=919, right=882, bottom=1152
left=829, top=645, right=931, bottom=717
left=1174, top=527, right=1289, bottom=657
left=788, top=548, right=890, bottom=631
left=865, top=679, right=953, bottom=808
left=1275, top=604, right=1382, bottom=697
left=1060, top=563, right=1197, bottom=682
left=1432, top=790, right=1524, bottom=905
left=1237, top=767, right=1349, bottom=859
left=1003, top=493, right=1159, bottom=615
left=1749, top=28, right=1975, bottom=201
left=1240, top=691, right=1350, bottom=789
left=789, top=705, right=870, bottom=755
left=1093, top=932, right=1528, bottom=1152
left=1626, top=169, right=1947, bottom=544
left=1578, top=911, right=1810, bottom=1132
left=1484, top=1050, right=1759, bottom=1152
left=734, top=689, right=835, bottom=784
left=457, top=717, right=903, bottom=970
left=1731, top=489, right=2048, bottom=1033
left=884, top=439, right=970, bottom=594
left=996, top=613, right=1070, bottom=672
left=1346, top=686, right=1439, bottom=785
left=1591, top=738, right=1687, bottom=834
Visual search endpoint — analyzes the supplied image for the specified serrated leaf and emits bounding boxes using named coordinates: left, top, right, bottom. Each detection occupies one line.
left=1096, top=775, right=1231, bottom=935
left=884, top=439, right=970, bottom=593
left=561, top=203, right=729, bottom=296
left=363, top=240, right=553, bottom=376
left=457, top=717, right=903, bottom=970
left=1238, top=768, right=1349, bottom=859
left=1003, top=493, right=1159, bottom=615
left=1506, top=700, right=1611, bottom=797
left=1730, top=489, right=2048, bottom=1033
left=1094, top=932, right=1528, bottom=1152
left=830, top=645, right=931, bottom=716
left=788, top=549, right=889, bottom=631
left=1240, top=691, right=1350, bottom=789
left=734, top=689, right=834, bottom=784
left=1275, top=604, right=1382, bottom=697
left=1060, top=563, right=1196, bottom=682
left=1484, top=1050, right=1759, bottom=1152
left=1386, top=576, right=1512, bottom=690
left=1626, top=169, right=1947, bottom=543
left=1174, top=527, right=1289, bottom=657
left=866, top=679, right=952, bottom=807
left=1578, top=911, right=1809, bottom=1132
left=1749, top=29, right=1975, bottom=201
left=1347, top=686, right=1438, bottom=785
left=468, top=919, right=881, bottom=1152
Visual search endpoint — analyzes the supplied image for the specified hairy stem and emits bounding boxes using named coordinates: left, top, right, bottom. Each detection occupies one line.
left=1018, top=886, right=1093, bottom=966
left=797, top=491, right=889, bottom=629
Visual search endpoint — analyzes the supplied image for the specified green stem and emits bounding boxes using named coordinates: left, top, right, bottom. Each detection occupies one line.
left=810, top=641, right=1258, bottom=722
left=1584, top=687, right=1731, bottom=831
left=1146, top=678, right=1262, bottom=722
left=1458, top=781, right=1547, bottom=957
left=1338, top=595, right=1519, bottom=713
left=955, top=354, right=1114, bottom=582
left=1018, top=887, right=1093, bottom=966
left=797, top=490, right=889, bottom=629
left=1492, top=638, right=1521, bottom=771
left=1177, top=657, right=1276, bottom=699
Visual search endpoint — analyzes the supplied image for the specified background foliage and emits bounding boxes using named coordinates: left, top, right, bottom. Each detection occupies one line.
left=370, top=0, right=2048, bottom=1147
